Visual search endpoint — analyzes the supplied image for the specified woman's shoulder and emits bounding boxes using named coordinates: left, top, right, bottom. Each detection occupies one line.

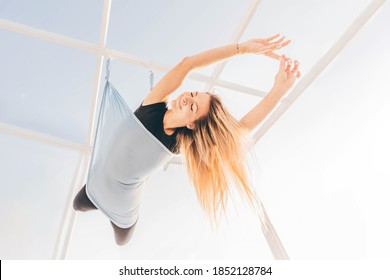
left=141, top=101, right=167, bottom=107
left=135, top=101, right=167, bottom=114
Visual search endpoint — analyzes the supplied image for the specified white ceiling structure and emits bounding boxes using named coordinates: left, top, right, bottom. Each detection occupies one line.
left=0, top=0, right=389, bottom=260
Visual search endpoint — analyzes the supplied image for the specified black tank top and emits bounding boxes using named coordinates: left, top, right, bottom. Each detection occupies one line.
left=134, top=102, right=179, bottom=153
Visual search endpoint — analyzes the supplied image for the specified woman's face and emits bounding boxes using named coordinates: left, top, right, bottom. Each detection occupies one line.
left=171, top=91, right=211, bottom=128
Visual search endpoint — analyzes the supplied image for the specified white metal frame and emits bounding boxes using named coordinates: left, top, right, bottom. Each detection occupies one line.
left=0, top=0, right=385, bottom=260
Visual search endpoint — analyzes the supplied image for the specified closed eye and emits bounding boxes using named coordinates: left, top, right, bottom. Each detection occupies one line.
left=192, top=103, right=198, bottom=113
left=190, top=92, right=198, bottom=113
left=190, top=92, right=194, bottom=111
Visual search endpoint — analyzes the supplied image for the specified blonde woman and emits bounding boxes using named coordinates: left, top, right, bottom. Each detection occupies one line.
left=73, top=34, right=301, bottom=246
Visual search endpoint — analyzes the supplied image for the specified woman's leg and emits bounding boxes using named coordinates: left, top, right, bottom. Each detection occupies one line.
left=110, top=219, right=138, bottom=246
left=74, top=185, right=136, bottom=245
left=73, top=185, right=98, bottom=212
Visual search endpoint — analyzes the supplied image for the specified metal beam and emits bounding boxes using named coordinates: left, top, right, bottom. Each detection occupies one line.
left=52, top=153, right=86, bottom=259
left=0, top=18, right=98, bottom=54
left=52, top=0, right=113, bottom=260
left=0, top=122, right=87, bottom=152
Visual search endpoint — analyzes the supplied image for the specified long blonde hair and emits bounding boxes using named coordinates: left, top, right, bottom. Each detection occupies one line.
left=176, top=94, right=255, bottom=223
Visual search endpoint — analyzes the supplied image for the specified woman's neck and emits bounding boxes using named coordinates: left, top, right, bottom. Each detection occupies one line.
left=163, top=109, right=184, bottom=135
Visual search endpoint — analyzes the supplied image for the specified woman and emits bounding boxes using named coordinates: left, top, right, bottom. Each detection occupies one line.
left=73, top=34, right=301, bottom=246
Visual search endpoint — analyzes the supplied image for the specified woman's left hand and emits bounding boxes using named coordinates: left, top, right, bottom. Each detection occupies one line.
left=240, top=34, right=291, bottom=59
left=273, top=55, right=301, bottom=93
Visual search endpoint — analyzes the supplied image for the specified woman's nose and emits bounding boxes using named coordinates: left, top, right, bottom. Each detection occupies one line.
left=183, top=94, right=190, bottom=104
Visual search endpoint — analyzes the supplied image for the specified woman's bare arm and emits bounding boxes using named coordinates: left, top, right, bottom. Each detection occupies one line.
left=240, top=55, right=301, bottom=132
left=143, top=34, right=290, bottom=105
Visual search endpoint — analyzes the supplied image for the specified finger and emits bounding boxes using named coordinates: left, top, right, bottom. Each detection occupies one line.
left=279, top=57, right=286, bottom=72
left=296, top=71, right=301, bottom=78
left=281, top=54, right=289, bottom=62
left=262, top=43, right=283, bottom=52
left=270, top=36, right=285, bottom=44
left=285, top=58, right=292, bottom=71
left=280, top=39, right=291, bottom=47
left=291, top=60, right=299, bottom=73
left=269, top=36, right=291, bottom=47
left=265, top=34, right=281, bottom=41
left=268, top=36, right=285, bottom=44
left=265, top=40, right=291, bottom=50
left=265, top=52, right=281, bottom=60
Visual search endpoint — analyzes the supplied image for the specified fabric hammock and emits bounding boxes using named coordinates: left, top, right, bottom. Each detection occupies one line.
left=85, top=60, right=174, bottom=229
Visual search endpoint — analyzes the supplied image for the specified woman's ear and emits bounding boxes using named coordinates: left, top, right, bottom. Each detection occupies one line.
left=186, top=123, right=195, bottom=130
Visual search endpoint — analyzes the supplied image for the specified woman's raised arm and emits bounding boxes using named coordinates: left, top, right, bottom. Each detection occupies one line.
left=143, top=34, right=290, bottom=105
left=239, top=55, right=301, bottom=132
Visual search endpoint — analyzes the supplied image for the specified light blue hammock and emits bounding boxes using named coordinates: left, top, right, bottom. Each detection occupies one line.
left=85, top=60, right=174, bottom=229
left=85, top=59, right=288, bottom=259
